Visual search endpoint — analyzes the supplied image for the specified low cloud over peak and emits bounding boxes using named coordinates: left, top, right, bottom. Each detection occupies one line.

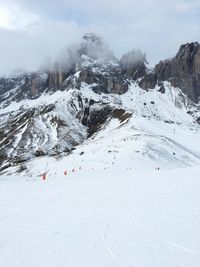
left=0, top=0, right=200, bottom=75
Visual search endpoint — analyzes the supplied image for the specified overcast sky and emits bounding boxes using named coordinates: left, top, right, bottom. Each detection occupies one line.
left=0, top=0, right=200, bottom=75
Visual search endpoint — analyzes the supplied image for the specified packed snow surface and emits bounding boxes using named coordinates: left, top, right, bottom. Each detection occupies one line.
left=1, top=80, right=200, bottom=266
left=0, top=166, right=200, bottom=267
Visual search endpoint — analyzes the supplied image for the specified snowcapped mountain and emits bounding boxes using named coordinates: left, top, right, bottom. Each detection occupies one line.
left=1, top=33, right=200, bottom=174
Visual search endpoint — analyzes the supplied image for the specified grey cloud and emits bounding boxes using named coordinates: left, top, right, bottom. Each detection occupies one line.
left=0, top=0, right=200, bottom=74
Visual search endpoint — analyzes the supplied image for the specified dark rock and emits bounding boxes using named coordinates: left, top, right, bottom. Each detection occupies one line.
left=82, top=105, right=114, bottom=136
left=164, top=120, right=174, bottom=124
left=120, top=50, right=148, bottom=79
left=34, top=150, right=46, bottom=157
left=196, top=117, right=200, bottom=124
left=79, top=64, right=128, bottom=95
left=158, top=83, right=165, bottom=93
left=111, top=108, right=132, bottom=123
left=138, top=73, right=157, bottom=89
left=139, top=42, right=200, bottom=102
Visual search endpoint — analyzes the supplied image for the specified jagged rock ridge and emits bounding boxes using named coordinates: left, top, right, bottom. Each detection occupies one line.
left=1, top=34, right=200, bottom=173
left=140, top=42, right=200, bottom=103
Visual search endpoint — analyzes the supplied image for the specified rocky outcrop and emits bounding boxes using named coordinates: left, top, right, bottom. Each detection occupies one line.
left=78, top=34, right=129, bottom=94
left=139, top=42, right=200, bottom=103
left=120, top=50, right=148, bottom=80
left=2, top=34, right=200, bottom=173
left=0, top=91, right=121, bottom=172
left=1, top=36, right=200, bottom=112
left=138, top=72, right=157, bottom=90
left=0, top=73, right=48, bottom=106
left=0, top=34, right=130, bottom=106
left=79, top=68, right=128, bottom=95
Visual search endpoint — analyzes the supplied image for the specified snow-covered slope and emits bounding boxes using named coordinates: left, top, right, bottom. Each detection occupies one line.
left=1, top=79, right=200, bottom=175
left=1, top=34, right=200, bottom=174
left=0, top=88, right=88, bottom=170
left=0, top=166, right=200, bottom=267
left=1, top=34, right=200, bottom=267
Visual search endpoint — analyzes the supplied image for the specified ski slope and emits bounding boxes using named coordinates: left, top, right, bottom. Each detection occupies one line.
left=0, top=166, right=200, bottom=267
left=2, top=80, right=200, bottom=176
left=1, top=35, right=200, bottom=266
left=0, top=82, right=200, bottom=266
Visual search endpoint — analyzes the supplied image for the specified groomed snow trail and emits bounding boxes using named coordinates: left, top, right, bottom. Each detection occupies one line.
left=0, top=167, right=200, bottom=267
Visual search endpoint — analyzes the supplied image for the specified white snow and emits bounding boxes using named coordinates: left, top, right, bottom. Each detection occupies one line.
left=1, top=80, right=200, bottom=174
left=0, top=166, right=200, bottom=267
left=16, top=81, right=199, bottom=176
left=0, top=89, right=73, bottom=115
left=1, top=79, right=200, bottom=266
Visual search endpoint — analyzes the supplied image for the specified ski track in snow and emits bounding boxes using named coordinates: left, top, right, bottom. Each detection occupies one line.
left=102, top=223, right=133, bottom=267
left=0, top=166, right=200, bottom=267
left=1, top=81, right=200, bottom=266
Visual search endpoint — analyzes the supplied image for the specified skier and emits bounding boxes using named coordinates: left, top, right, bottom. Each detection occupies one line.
left=42, top=173, right=47, bottom=180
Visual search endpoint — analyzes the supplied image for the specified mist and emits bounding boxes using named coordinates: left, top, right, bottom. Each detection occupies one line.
left=0, top=0, right=200, bottom=75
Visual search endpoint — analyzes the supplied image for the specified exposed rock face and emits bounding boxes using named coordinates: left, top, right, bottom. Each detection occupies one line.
left=120, top=50, right=148, bottom=79
left=0, top=73, right=48, bottom=107
left=79, top=58, right=128, bottom=95
left=1, top=36, right=200, bottom=105
left=138, top=72, right=157, bottom=90
left=78, top=34, right=128, bottom=94
left=0, top=88, right=131, bottom=172
left=140, top=42, right=200, bottom=102
left=0, top=33, right=129, bottom=106
left=1, top=34, right=200, bottom=173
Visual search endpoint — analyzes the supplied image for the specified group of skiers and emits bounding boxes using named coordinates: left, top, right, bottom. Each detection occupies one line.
left=42, top=166, right=82, bottom=180
left=41, top=165, right=160, bottom=180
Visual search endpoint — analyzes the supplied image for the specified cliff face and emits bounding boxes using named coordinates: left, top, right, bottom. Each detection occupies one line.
left=1, top=34, right=200, bottom=173
left=0, top=73, right=48, bottom=106
left=139, top=42, right=200, bottom=103
left=120, top=50, right=148, bottom=80
left=0, top=34, right=131, bottom=106
left=1, top=37, right=200, bottom=106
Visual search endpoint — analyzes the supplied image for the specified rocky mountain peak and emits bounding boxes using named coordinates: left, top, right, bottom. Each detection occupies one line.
left=82, top=33, right=102, bottom=44
left=1, top=36, right=200, bottom=173
left=79, top=33, right=114, bottom=60
left=139, top=42, right=200, bottom=103
left=174, top=42, right=200, bottom=74
left=177, top=42, right=200, bottom=58
left=120, top=50, right=148, bottom=79
left=1, top=36, right=200, bottom=104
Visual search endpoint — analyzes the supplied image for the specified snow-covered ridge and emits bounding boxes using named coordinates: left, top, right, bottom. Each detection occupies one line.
left=1, top=34, right=200, bottom=174
left=1, top=79, right=200, bottom=175
left=1, top=34, right=200, bottom=267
